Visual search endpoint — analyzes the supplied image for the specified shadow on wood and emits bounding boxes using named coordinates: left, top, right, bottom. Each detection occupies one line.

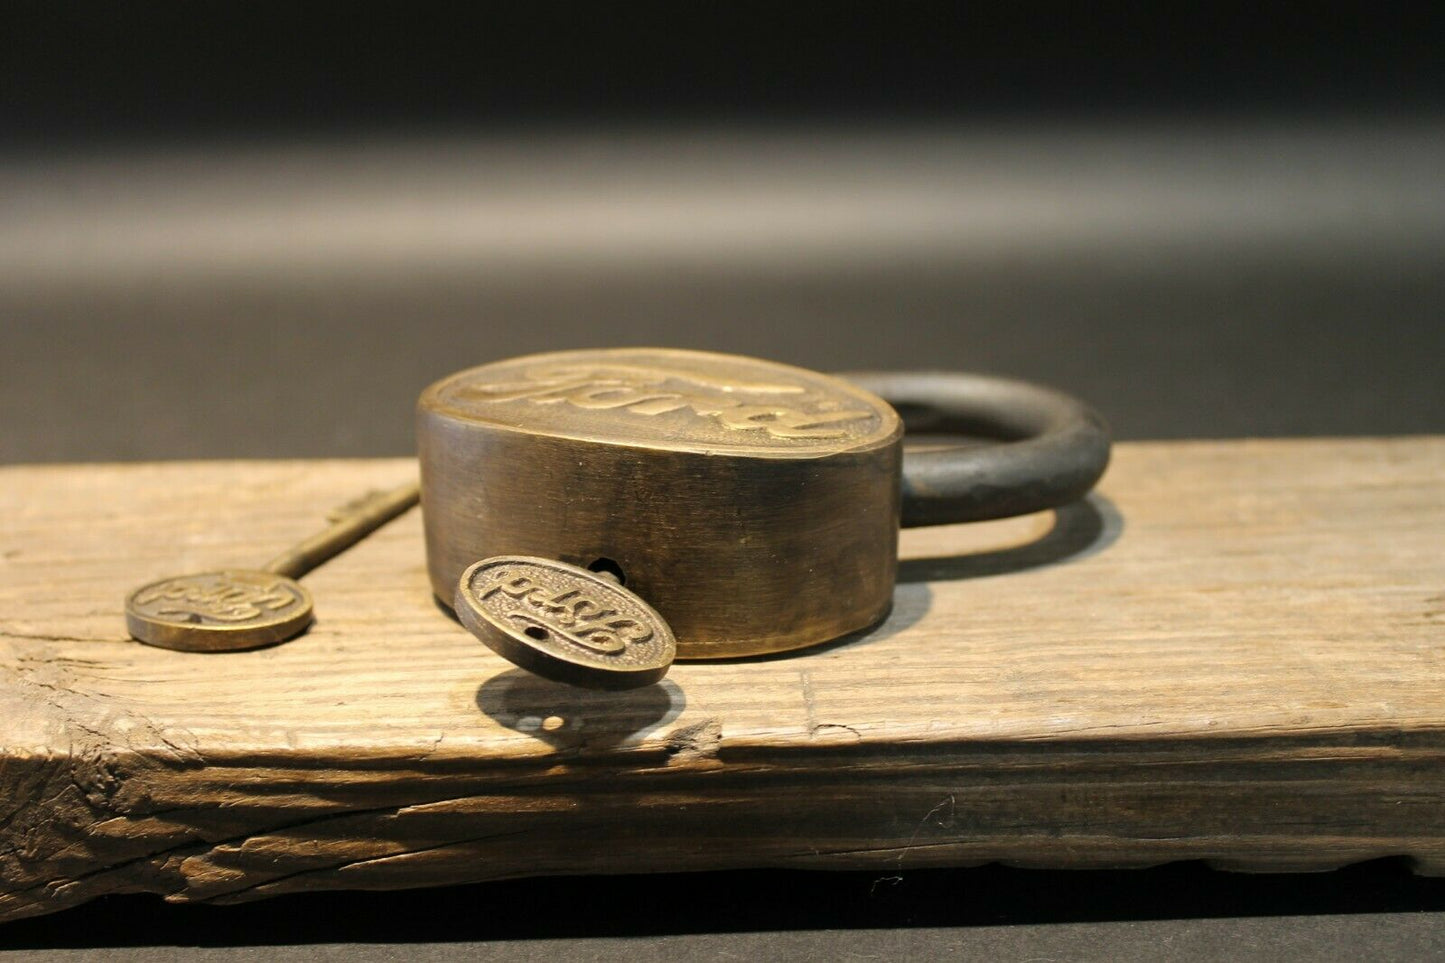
left=475, top=669, right=685, bottom=750
left=898, top=493, right=1123, bottom=584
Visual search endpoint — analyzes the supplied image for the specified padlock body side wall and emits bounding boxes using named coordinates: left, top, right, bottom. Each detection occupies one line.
left=418, top=411, right=902, bottom=658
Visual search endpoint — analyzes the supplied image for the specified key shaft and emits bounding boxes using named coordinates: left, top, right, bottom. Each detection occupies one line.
left=263, top=481, right=420, bottom=580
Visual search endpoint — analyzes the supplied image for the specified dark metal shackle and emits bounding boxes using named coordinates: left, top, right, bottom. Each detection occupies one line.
left=841, top=372, right=1112, bottom=527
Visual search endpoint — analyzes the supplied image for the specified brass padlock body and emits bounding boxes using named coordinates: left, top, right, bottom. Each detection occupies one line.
left=418, top=348, right=903, bottom=659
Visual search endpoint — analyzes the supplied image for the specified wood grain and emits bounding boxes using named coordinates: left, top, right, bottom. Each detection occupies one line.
left=2, top=439, right=1443, bottom=922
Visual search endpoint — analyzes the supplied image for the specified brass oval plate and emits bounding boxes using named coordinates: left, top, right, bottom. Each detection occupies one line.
left=420, top=347, right=899, bottom=457
left=455, top=556, right=676, bottom=689
left=125, top=570, right=314, bottom=652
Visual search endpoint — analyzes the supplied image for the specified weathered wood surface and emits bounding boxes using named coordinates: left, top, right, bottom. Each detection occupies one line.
left=1, top=439, right=1443, bottom=923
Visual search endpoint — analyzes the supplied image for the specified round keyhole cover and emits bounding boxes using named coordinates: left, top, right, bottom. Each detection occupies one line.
left=455, top=556, right=677, bottom=689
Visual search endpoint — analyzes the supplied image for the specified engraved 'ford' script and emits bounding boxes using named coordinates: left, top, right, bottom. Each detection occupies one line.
left=455, top=557, right=676, bottom=686
left=479, top=570, right=652, bottom=655
left=131, top=573, right=305, bottom=624
left=458, top=363, right=874, bottom=440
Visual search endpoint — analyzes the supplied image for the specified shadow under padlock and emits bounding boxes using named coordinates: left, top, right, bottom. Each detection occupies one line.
left=684, top=492, right=1124, bottom=665
left=897, top=493, right=1124, bottom=585
left=419, top=348, right=1113, bottom=690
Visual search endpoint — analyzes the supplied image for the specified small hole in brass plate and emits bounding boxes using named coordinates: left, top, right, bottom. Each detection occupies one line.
left=524, top=626, right=549, bottom=641
left=587, top=557, right=626, bottom=585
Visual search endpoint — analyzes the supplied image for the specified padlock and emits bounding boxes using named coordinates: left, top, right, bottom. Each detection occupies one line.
left=418, top=348, right=1110, bottom=670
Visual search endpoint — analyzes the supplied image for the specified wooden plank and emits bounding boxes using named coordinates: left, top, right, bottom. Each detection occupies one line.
left=1, top=439, right=1443, bottom=922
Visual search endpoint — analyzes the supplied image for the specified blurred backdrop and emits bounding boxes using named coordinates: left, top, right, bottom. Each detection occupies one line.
left=2, top=3, right=1443, bottom=463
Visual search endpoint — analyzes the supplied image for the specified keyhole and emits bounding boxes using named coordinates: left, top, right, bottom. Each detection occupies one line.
left=587, top=557, right=626, bottom=585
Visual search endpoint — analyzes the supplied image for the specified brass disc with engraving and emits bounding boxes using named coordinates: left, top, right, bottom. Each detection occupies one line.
left=419, top=348, right=904, bottom=659
left=456, top=556, right=676, bottom=689
left=125, top=570, right=314, bottom=652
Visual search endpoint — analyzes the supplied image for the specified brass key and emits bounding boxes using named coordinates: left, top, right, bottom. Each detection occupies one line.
left=125, top=481, right=420, bottom=652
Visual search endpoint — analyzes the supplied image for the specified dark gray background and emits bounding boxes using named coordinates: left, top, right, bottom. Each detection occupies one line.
left=4, top=121, right=1443, bottom=465
left=3, top=3, right=1445, bottom=959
